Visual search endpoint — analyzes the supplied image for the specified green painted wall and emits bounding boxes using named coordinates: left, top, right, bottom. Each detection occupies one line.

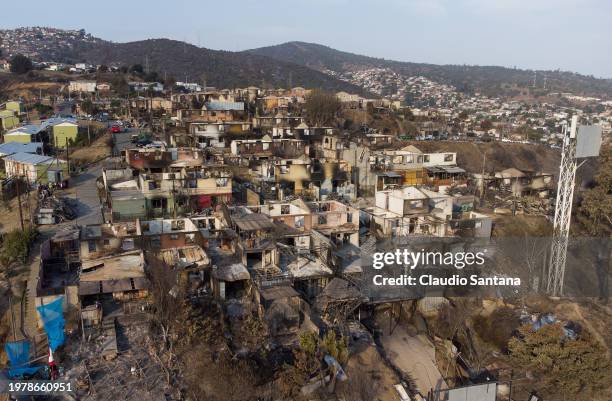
left=36, top=162, right=69, bottom=185
left=113, top=197, right=147, bottom=220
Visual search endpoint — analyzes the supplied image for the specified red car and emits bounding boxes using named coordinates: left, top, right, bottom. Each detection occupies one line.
left=110, top=125, right=121, bottom=133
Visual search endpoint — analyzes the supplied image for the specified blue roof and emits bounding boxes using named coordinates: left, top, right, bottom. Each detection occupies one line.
left=4, top=152, right=55, bottom=165
left=6, top=124, right=43, bottom=136
left=0, top=142, right=43, bottom=156
left=205, top=101, right=244, bottom=111
left=41, top=117, right=78, bottom=129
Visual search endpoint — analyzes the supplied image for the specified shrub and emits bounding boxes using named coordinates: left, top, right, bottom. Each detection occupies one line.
left=509, top=323, right=611, bottom=395
left=0, top=227, right=38, bottom=270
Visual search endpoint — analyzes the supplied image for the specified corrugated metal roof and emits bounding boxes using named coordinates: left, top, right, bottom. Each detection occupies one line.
left=41, top=117, right=77, bottom=129
left=0, top=142, right=43, bottom=156
left=205, top=101, right=244, bottom=111
left=6, top=124, right=43, bottom=136
left=4, top=152, right=54, bottom=165
left=233, top=213, right=275, bottom=231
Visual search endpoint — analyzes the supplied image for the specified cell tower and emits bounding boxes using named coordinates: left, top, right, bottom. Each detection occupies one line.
left=547, top=116, right=602, bottom=296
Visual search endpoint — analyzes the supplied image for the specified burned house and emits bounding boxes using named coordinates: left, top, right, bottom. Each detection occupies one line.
left=476, top=168, right=554, bottom=198
left=78, top=250, right=149, bottom=305
left=138, top=166, right=232, bottom=215
left=80, top=222, right=141, bottom=260
left=363, top=185, right=492, bottom=238
left=370, top=145, right=460, bottom=187
left=272, top=158, right=355, bottom=201
left=35, top=230, right=81, bottom=327
left=159, top=245, right=211, bottom=292
left=230, top=208, right=280, bottom=271
left=140, top=218, right=202, bottom=250
left=101, top=167, right=146, bottom=223
left=189, top=121, right=252, bottom=149
left=363, top=187, right=447, bottom=237
left=254, top=285, right=302, bottom=336
left=211, top=262, right=251, bottom=300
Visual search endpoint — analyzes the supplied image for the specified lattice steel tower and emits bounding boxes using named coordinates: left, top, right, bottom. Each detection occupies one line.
left=547, top=116, right=578, bottom=296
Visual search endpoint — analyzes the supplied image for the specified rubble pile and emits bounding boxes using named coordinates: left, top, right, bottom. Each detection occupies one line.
left=487, top=193, right=552, bottom=216
left=37, top=186, right=77, bottom=223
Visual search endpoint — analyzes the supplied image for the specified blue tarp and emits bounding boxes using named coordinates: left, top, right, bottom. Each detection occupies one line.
left=36, top=296, right=65, bottom=352
left=5, top=341, right=41, bottom=378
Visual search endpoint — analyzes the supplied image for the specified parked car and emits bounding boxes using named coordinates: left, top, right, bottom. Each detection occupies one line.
left=110, top=125, right=121, bottom=133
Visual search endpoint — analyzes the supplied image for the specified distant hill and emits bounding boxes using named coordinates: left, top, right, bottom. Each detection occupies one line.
left=0, top=28, right=368, bottom=94
left=2, top=28, right=611, bottom=98
left=68, top=39, right=370, bottom=93
left=248, top=41, right=612, bottom=98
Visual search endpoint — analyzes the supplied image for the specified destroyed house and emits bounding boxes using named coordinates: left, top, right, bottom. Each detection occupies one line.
left=274, top=158, right=354, bottom=201
left=230, top=136, right=274, bottom=157
left=370, top=146, right=458, bottom=186
left=425, top=165, right=468, bottom=187
left=248, top=199, right=360, bottom=250
left=363, top=187, right=448, bottom=237
left=36, top=230, right=81, bottom=324
left=78, top=250, right=149, bottom=303
left=447, top=211, right=492, bottom=238
left=190, top=212, right=233, bottom=250
left=491, top=168, right=554, bottom=198
left=125, top=148, right=203, bottom=171
left=231, top=209, right=279, bottom=270
left=254, top=285, right=302, bottom=336
left=307, top=201, right=360, bottom=248
left=80, top=222, right=142, bottom=260
left=253, top=114, right=304, bottom=131
left=101, top=171, right=146, bottom=222
left=230, top=137, right=307, bottom=159
left=159, top=245, right=211, bottom=290
left=137, top=166, right=232, bottom=215
left=211, top=262, right=251, bottom=300
left=188, top=121, right=252, bottom=148
left=140, top=218, right=201, bottom=250
left=176, top=108, right=246, bottom=123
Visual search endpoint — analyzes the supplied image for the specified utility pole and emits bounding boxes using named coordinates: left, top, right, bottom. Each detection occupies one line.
left=9, top=295, right=17, bottom=341
left=480, top=150, right=487, bottom=201
left=65, top=141, right=70, bottom=176
left=16, top=176, right=24, bottom=231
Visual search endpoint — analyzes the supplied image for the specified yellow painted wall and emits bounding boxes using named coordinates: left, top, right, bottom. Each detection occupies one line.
left=53, top=125, right=79, bottom=147
left=1, top=116, right=19, bottom=130
left=4, top=133, right=32, bottom=143
left=4, top=101, right=23, bottom=114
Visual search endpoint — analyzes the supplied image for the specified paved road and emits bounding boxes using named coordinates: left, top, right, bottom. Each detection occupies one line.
left=20, top=161, right=104, bottom=343
left=380, top=325, right=447, bottom=396
left=113, top=128, right=143, bottom=156
left=69, top=163, right=104, bottom=226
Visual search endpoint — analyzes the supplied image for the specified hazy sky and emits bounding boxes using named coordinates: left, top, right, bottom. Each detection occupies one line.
left=3, top=0, right=611, bottom=77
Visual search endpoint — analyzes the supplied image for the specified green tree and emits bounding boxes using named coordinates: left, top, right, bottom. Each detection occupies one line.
left=111, top=75, right=129, bottom=96
left=129, top=64, right=144, bottom=74
left=509, top=323, right=610, bottom=395
left=10, top=54, right=33, bottom=74
left=0, top=227, right=38, bottom=268
left=304, top=89, right=341, bottom=126
left=80, top=99, right=96, bottom=115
